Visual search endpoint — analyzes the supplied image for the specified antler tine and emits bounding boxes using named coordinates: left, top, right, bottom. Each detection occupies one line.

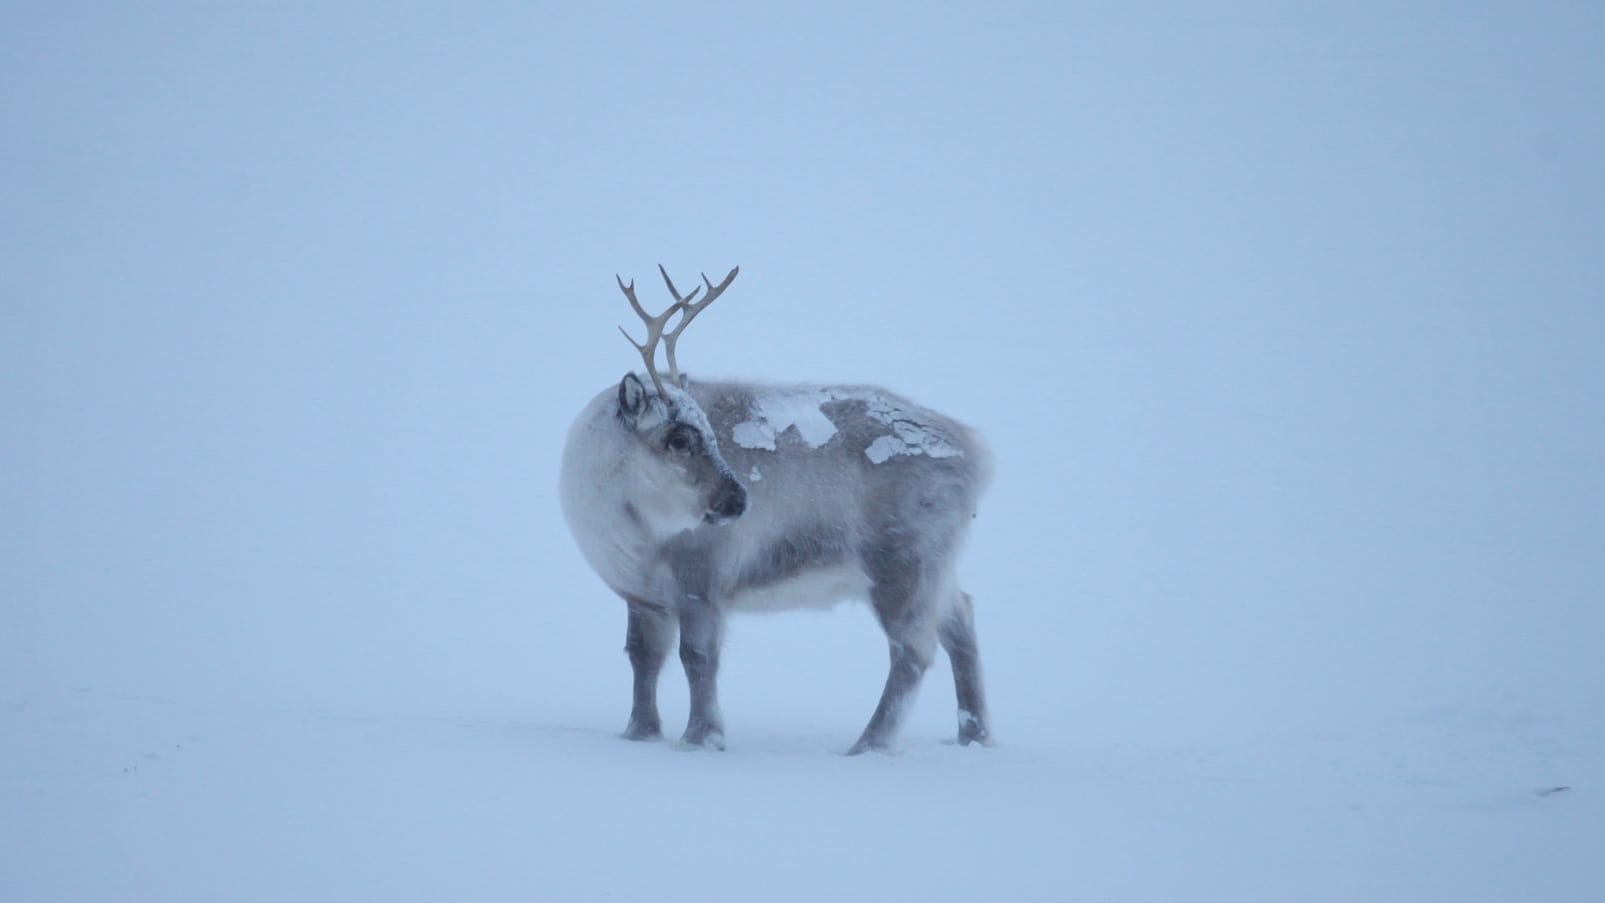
left=615, top=273, right=680, bottom=396
left=661, top=266, right=739, bottom=384
left=702, top=266, right=740, bottom=300
left=656, top=263, right=704, bottom=308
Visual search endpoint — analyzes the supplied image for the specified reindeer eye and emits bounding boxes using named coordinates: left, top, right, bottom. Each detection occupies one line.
left=665, top=430, right=695, bottom=454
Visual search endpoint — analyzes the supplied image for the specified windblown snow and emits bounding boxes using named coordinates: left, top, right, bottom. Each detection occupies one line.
left=7, top=4, right=1604, bottom=903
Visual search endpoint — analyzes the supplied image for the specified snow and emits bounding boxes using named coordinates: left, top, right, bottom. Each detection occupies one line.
left=732, top=385, right=965, bottom=464
left=863, top=422, right=962, bottom=464
left=731, top=389, right=843, bottom=451
left=8, top=668, right=1599, bottom=902
left=732, top=420, right=780, bottom=452
left=657, top=381, right=718, bottom=445
left=5, top=3, right=1604, bottom=902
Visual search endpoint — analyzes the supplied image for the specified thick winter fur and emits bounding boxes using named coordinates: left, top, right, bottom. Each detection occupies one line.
left=560, top=372, right=993, bottom=753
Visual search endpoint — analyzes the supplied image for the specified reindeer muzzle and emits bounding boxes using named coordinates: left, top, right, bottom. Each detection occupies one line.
left=705, top=479, right=747, bottom=525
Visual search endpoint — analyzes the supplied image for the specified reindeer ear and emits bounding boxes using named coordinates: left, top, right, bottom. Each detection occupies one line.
left=618, top=373, right=647, bottom=420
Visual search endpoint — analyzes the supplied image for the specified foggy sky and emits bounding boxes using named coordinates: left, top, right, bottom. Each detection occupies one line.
left=5, top=1, right=1602, bottom=747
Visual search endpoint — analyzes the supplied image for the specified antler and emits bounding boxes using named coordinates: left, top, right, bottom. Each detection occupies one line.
left=616, top=264, right=740, bottom=395
left=659, top=264, right=739, bottom=383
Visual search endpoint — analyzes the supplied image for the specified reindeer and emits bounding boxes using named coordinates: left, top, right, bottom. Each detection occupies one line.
left=559, top=265, right=993, bottom=754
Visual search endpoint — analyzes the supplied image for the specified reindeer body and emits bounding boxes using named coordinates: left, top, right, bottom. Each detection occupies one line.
left=559, top=267, right=994, bottom=753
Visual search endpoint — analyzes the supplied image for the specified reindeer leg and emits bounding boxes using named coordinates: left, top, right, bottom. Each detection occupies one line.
left=938, top=591, right=994, bottom=747
left=676, top=598, right=726, bottom=749
left=850, top=543, right=938, bottom=755
left=664, top=549, right=726, bottom=750
left=849, top=621, right=937, bottom=755
left=621, top=596, right=674, bottom=741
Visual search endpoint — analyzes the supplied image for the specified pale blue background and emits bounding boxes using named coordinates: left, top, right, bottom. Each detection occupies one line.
left=4, top=3, right=1602, bottom=899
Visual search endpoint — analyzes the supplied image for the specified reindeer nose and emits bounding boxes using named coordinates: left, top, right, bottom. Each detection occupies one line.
left=709, top=479, right=747, bottom=522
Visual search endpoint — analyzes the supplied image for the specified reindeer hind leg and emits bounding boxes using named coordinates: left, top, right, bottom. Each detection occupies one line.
left=849, top=541, right=942, bottom=755
left=937, top=591, right=994, bottom=747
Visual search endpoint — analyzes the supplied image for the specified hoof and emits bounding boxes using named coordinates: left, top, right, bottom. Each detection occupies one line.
left=622, top=719, right=662, bottom=742
left=958, top=712, right=995, bottom=747
left=677, top=725, right=726, bottom=751
left=957, top=730, right=997, bottom=748
left=845, top=736, right=892, bottom=756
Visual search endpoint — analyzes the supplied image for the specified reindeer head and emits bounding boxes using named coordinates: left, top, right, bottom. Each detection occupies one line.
left=608, top=265, right=746, bottom=532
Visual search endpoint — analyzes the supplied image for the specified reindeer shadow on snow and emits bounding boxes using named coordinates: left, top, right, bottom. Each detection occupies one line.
left=559, top=265, right=994, bottom=755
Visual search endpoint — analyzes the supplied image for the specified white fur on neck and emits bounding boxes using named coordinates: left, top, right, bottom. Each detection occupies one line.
left=559, top=389, right=698, bottom=596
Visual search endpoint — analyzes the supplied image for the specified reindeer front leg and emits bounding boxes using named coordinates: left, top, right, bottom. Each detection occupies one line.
left=621, top=596, right=674, bottom=741
left=669, top=551, right=726, bottom=749
left=676, top=596, right=726, bottom=749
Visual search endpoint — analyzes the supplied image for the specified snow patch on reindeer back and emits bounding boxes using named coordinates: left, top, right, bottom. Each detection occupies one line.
left=731, top=386, right=966, bottom=464
left=864, top=422, right=962, bottom=464
left=730, top=389, right=842, bottom=450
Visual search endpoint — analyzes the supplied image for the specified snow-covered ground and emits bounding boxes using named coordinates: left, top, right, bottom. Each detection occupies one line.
left=9, top=678, right=1598, bottom=901
left=5, top=4, right=1603, bottom=901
